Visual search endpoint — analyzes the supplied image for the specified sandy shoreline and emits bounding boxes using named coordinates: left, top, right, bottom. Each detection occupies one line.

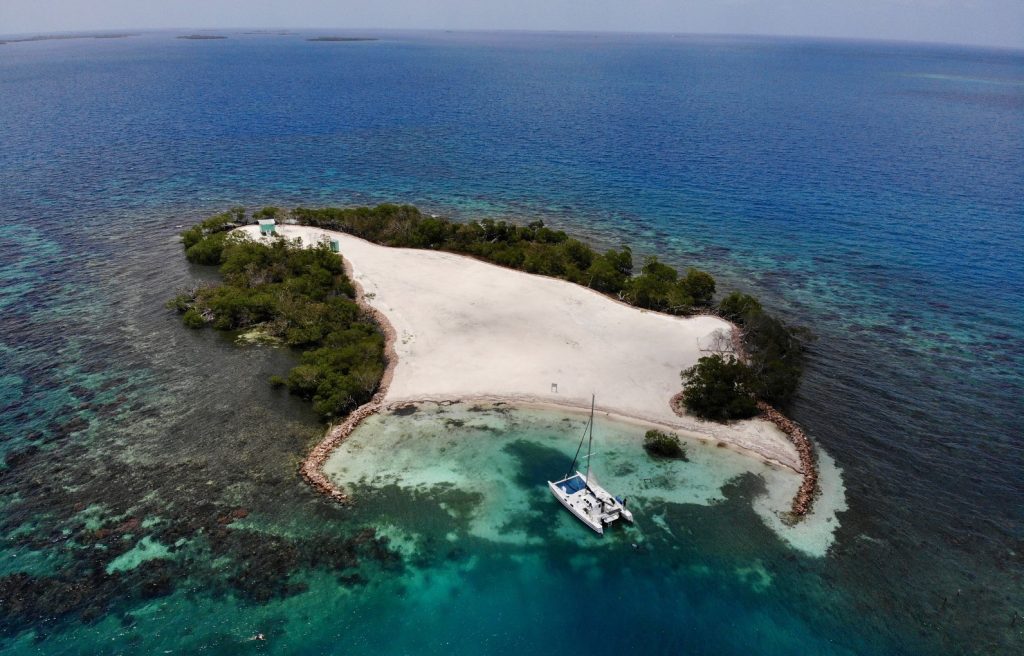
left=237, top=224, right=804, bottom=479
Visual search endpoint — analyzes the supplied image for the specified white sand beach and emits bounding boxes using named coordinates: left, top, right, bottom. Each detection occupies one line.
left=236, top=224, right=801, bottom=471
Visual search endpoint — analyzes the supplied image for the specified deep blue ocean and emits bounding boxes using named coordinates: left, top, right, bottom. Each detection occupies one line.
left=0, top=30, right=1021, bottom=654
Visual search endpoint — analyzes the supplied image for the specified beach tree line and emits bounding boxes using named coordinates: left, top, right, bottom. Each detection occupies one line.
left=290, top=204, right=718, bottom=313
left=169, top=231, right=385, bottom=420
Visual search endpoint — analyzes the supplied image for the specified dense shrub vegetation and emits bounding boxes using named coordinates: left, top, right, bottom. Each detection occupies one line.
left=643, top=430, right=686, bottom=459
left=170, top=231, right=385, bottom=421
left=172, top=203, right=807, bottom=424
left=678, top=292, right=806, bottom=420
left=180, top=207, right=246, bottom=265
left=716, top=292, right=807, bottom=407
left=679, top=354, right=760, bottom=421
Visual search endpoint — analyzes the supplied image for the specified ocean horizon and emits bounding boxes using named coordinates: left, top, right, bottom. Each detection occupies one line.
left=0, top=30, right=1021, bottom=654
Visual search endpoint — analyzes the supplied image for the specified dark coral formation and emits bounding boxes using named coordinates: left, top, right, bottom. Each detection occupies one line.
left=0, top=421, right=401, bottom=642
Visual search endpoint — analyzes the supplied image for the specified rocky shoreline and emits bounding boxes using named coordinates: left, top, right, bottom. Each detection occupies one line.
left=669, top=318, right=820, bottom=518
left=757, top=401, right=818, bottom=516
left=732, top=319, right=818, bottom=517
left=669, top=392, right=819, bottom=518
left=299, top=258, right=397, bottom=505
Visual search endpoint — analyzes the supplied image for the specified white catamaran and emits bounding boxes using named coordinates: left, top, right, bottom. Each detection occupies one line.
left=548, top=396, right=634, bottom=535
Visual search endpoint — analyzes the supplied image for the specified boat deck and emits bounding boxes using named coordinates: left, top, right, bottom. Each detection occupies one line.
left=549, top=472, right=632, bottom=535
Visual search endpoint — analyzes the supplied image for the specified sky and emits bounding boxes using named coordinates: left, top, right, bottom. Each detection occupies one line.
left=2, top=0, right=1023, bottom=50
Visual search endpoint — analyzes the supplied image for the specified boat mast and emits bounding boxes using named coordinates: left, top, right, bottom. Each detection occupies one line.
left=564, top=401, right=592, bottom=479
left=586, top=394, right=594, bottom=483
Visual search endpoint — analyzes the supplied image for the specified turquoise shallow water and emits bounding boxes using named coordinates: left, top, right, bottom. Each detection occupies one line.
left=1, top=30, right=1022, bottom=654
left=325, top=403, right=847, bottom=557
left=4, top=404, right=864, bottom=655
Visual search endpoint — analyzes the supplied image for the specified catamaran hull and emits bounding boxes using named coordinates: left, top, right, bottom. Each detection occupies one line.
left=548, top=481, right=604, bottom=535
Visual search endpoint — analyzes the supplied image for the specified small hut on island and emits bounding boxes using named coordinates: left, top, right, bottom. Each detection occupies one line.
left=258, top=218, right=276, bottom=236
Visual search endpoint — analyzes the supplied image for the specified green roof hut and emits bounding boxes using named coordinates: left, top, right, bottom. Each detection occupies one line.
left=258, top=218, right=276, bottom=236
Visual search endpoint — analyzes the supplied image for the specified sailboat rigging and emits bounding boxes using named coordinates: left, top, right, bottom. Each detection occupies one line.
left=548, top=395, right=634, bottom=535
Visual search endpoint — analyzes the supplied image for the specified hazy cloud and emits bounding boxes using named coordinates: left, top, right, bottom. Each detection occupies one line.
left=1, top=0, right=1021, bottom=49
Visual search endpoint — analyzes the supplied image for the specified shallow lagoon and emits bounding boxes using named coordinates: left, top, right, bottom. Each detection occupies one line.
left=302, top=403, right=870, bottom=655
left=325, top=402, right=846, bottom=555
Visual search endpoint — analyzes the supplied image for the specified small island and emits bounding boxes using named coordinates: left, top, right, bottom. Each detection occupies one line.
left=171, top=204, right=817, bottom=517
left=0, top=33, right=136, bottom=45
left=177, top=34, right=228, bottom=40
left=307, top=36, right=379, bottom=42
